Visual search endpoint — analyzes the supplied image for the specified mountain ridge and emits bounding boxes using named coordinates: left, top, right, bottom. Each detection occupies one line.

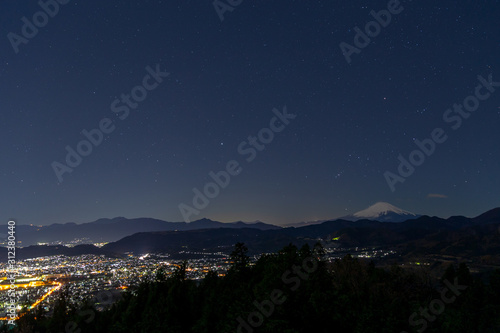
left=2, top=207, right=500, bottom=264
left=7, top=217, right=281, bottom=246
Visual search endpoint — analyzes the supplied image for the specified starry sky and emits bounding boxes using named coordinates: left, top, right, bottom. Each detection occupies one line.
left=1, top=0, right=499, bottom=225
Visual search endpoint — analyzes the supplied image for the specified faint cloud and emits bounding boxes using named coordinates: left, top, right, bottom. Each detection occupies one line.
left=427, top=193, right=448, bottom=199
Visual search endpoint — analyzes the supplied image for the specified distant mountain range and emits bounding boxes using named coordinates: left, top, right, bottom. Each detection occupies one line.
left=6, top=202, right=419, bottom=246
left=8, top=217, right=281, bottom=246
left=98, top=208, right=500, bottom=265
left=3, top=207, right=499, bottom=266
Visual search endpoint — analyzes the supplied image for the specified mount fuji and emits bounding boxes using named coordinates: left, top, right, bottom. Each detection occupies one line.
left=284, top=202, right=422, bottom=227
left=341, top=202, right=420, bottom=222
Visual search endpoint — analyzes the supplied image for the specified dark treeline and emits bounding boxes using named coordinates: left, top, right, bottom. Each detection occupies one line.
left=10, top=243, right=500, bottom=333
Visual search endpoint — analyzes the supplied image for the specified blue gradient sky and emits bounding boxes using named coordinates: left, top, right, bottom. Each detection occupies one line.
left=1, top=1, right=499, bottom=225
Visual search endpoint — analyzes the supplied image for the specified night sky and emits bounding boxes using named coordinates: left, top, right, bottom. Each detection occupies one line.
left=1, top=1, right=499, bottom=225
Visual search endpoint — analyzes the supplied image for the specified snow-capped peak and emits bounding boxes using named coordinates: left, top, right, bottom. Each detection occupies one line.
left=353, top=202, right=417, bottom=219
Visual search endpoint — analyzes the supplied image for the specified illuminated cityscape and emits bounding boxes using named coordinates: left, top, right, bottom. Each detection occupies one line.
left=0, top=242, right=401, bottom=325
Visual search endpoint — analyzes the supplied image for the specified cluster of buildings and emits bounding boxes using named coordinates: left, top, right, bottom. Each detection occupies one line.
left=0, top=244, right=398, bottom=323
left=0, top=252, right=233, bottom=320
